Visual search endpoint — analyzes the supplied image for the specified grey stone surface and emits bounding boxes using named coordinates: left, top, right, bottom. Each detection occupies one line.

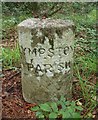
left=17, top=18, right=75, bottom=104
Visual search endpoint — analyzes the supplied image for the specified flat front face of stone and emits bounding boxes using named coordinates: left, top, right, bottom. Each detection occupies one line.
left=18, top=19, right=74, bottom=103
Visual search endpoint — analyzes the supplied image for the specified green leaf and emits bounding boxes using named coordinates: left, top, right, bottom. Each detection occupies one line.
left=39, top=103, right=52, bottom=112
left=62, top=111, right=71, bottom=118
left=36, top=111, right=45, bottom=118
left=65, top=101, right=70, bottom=106
left=36, top=111, right=43, bottom=117
left=60, top=101, right=66, bottom=110
left=38, top=114, right=45, bottom=118
left=75, top=106, right=83, bottom=111
left=58, top=109, right=64, bottom=115
left=57, top=100, right=66, bottom=110
left=51, top=102, right=58, bottom=112
left=30, top=106, right=40, bottom=111
left=60, top=96, right=66, bottom=102
left=67, top=106, right=75, bottom=113
left=71, top=113, right=81, bottom=118
left=49, top=112, right=58, bottom=118
left=71, top=101, right=76, bottom=106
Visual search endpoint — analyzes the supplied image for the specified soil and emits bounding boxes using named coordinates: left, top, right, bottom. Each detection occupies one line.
left=1, top=69, right=36, bottom=120
left=1, top=69, right=97, bottom=120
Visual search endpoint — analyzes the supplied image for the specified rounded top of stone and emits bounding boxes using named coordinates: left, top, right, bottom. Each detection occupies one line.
left=17, top=18, right=74, bottom=29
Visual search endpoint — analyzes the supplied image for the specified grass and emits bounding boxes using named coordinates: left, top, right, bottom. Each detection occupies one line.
left=75, top=54, right=96, bottom=77
left=2, top=5, right=97, bottom=119
left=74, top=64, right=96, bottom=118
left=2, top=11, right=32, bottom=39
left=2, top=44, right=20, bottom=69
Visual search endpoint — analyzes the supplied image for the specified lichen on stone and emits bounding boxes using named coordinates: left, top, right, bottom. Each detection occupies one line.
left=17, top=18, right=75, bottom=103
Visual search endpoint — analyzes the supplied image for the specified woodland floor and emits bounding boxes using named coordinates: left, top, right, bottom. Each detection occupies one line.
left=1, top=30, right=98, bottom=120
left=1, top=34, right=37, bottom=119
left=1, top=69, right=97, bottom=120
left=1, top=70, right=37, bottom=120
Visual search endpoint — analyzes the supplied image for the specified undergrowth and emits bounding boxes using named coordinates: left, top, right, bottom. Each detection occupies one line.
left=2, top=4, right=96, bottom=119
left=2, top=44, right=20, bottom=69
left=31, top=96, right=83, bottom=119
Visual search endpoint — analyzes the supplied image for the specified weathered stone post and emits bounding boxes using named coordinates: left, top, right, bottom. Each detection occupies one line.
left=17, top=18, right=75, bottom=104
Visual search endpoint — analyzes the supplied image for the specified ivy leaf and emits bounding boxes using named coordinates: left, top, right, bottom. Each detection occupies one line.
left=30, top=106, right=40, bottom=111
left=51, top=102, right=58, bottom=112
left=39, top=103, right=52, bottom=112
left=49, top=112, right=58, bottom=119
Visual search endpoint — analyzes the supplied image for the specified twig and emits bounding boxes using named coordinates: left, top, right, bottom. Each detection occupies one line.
left=7, top=71, right=21, bottom=80
left=40, top=3, right=59, bottom=17
left=48, top=4, right=63, bottom=17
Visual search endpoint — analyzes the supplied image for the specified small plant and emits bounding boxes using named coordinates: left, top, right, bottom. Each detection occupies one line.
left=30, top=96, right=83, bottom=119
left=2, top=44, right=20, bottom=69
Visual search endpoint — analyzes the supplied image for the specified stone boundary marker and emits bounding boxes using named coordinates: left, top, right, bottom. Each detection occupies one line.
left=17, top=18, right=75, bottom=104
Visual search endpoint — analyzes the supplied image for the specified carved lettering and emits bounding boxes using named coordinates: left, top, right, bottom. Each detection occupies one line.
left=31, top=48, right=37, bottom=56
left=27, top=63, right=33, bottom=71
left=23, top=44, right=72, bottom=76
left=48, top=48, right=54, bottom=57
left=65, top=61, right=71, bottom=69
left=58, top=63, right=64, bottom=72
left=23, top=45, right=72, bottom=57
left=35, top=64, right=42, bottom=73
left=44, top=64, right=53, bottom=73
left=38, top=48, right=45, bottom=55
left=64, top=46, right=69, bottom=55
